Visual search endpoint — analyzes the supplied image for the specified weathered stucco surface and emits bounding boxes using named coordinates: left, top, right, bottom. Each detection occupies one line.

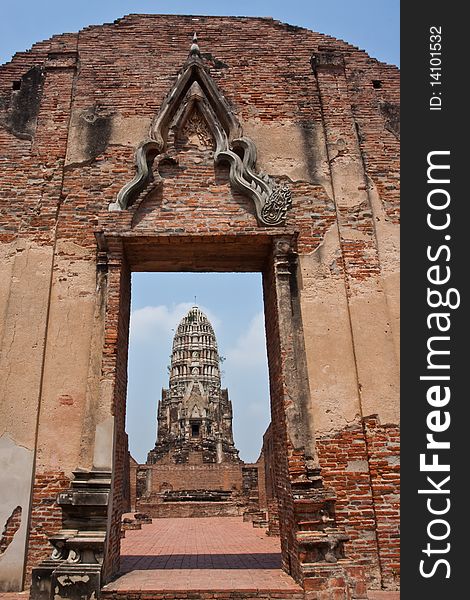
left=348, top=278, right=400, bottom=424
left=243, top=120, right=333, bottom=194
left=0, top=241, right=55, bottom=590
left=34, top=242, right=101, bottom=473
left=65, top=112, right=151, bottom=166
left=299, top=229, right=362, bottom=433
left=0, top=434, right=33, bottom=591
left=0, top=240, right=53, bottom=448
left=367, top=179, right=400, bottom=366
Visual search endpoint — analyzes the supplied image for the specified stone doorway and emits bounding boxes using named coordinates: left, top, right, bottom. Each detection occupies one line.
left=100, top=232, right=345, bottom=593
left=28, top=232, right=363, bottom=599
left=125, top=271, right=269, bottom=515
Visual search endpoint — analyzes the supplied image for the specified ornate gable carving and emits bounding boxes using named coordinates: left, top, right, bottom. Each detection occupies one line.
left=178, top=108, right=214, bottom=150
left=109, top=34, right=292, bottom=226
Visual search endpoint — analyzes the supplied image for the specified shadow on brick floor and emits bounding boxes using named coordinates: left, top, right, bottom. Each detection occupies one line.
left=121, top=552, right=281, bottom=571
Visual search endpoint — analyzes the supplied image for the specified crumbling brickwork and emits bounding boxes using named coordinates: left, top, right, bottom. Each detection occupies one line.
left=0, top=507, right=22, bottom=556
left=0, top=14, right=399, bottom=596
left=24, top=472, right=70, bottom=584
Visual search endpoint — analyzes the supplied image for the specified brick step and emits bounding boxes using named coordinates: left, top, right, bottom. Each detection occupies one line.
left=297, top=519, right=330, bottom=531
left=101, top=590, right=305, bottom=600
left=136, top=501, right=243, bottom=518
left=162, top=489, right=233, bottom=502
left=253, top=520, right=269, bottom=528
left=0, top=587, right=398, bottom=600
left=121, top=520, right=142, bottom=530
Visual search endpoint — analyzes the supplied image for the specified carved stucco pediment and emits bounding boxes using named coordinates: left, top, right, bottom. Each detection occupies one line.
left=109, top=34, right=292, bottom=226
left=183, top=380, right=207, bottom=404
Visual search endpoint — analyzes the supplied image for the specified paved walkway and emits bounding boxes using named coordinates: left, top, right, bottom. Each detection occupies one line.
left=0, top=517, right=400, bottom=598
left=103, top=516, right=301, bottom=592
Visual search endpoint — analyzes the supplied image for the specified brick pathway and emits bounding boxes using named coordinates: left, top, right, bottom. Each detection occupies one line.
left=103, top=516, right=301, bottom=592
left=0, top=518, right=400, bottom=598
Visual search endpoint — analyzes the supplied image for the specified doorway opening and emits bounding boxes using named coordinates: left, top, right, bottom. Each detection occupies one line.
left=125, top=272, right=271, bottom=467
left=102, top=234, right=313, bottom=593
left=115, top=271, right=294, bottom=592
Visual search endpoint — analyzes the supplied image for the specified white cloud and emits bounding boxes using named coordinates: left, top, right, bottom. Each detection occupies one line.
left=130, top=302, right=221, bottom=341
left=225, top=312, right=267, bottom=368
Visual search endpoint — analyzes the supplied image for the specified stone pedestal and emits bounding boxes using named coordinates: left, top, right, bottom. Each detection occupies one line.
left=30, top=470, right=110, bottom=600
left=290, top=470, right=367, bottom=598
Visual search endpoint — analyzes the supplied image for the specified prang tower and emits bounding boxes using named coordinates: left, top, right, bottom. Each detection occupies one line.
left=147, top=306, right=240, bottom=465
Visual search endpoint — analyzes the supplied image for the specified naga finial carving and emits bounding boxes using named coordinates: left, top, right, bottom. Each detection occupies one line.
left=109, top=32, right=292, bottom=226
left=189, top=32, right=201, bottom=58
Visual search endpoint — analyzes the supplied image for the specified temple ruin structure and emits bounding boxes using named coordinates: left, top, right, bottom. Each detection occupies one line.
left=131, top=306, right=264, bottom=520
left=147, top=306, right=240, bottom=466
left=0, top=13, right=400, bottom=599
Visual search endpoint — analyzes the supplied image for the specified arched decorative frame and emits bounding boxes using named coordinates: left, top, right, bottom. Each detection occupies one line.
left=109, top=35, right=293, bottom=226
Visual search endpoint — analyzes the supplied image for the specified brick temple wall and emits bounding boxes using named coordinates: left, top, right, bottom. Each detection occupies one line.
left=128, top=455, right=139, bottom=512
left=129, top=462, right=264, bottom=519
left=24, top=472, right=70, bottom=585
left=316, top=418, right=400, bottom=589
left=147, top=463, right=244, bottom=494
left=0, top=14, right=399, bottom=592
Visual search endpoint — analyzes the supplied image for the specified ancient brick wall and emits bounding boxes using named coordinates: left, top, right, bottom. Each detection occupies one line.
left=146, top=463, right=245, bottom=494
left=130, top=462, right=265, bottom=520
left=0, top=14, right=399, bottom=593
left=364, top=417, right=400, bottom=588
left=128, top=455, right=138, bottom=512
left=136, top=501, right=243, bottom=519
left=102, top=258, right=131, bottom=581
left=256, top=454, right=267, bottom=511
left=260, top=424, right=280, bottom=535
left=0, top=507, right=22, bottom=557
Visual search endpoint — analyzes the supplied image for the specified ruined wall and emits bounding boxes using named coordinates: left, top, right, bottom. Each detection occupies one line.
left=146, top=463, right=244, bottom=494
left=0, top=14, right=399, bottom=592
left=304, top=48, right=400, bottom=590
left=128, top=462, right=264, bottom=519
left=128, top=455, right=138, bottom=512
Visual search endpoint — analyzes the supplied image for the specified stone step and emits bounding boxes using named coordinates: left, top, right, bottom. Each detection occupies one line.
left=101, top=589, right=305, bottom=600
left=253, top=520, right=269, bottom=528
left=136, top=500, right=243, bottom=518
left=162, top=489, right=233, bottom=502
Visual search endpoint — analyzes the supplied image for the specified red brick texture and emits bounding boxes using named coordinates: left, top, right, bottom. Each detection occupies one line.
left=0, top=507, right=22, bottom=556
left=102, top=592, right=304, bottom=600
left=0, top=14, right=399, bottom=252
left=102, top=257, right=131, bottom=582
left=317, top=417, right=400, bottom=590
left=146, top=463, right=245, bottom=494
left=128, top=455, right=138, bottom=512
left=132, top=463, right=262, bottom=519
left=364, top=417, right=400, bottom=589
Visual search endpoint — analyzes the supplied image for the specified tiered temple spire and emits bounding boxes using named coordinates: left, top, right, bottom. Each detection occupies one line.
left=147, top=306, right=240, bottom=464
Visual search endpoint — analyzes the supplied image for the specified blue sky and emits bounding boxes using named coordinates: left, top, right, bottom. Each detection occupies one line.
left=1, top=1, right=399, bottom=67
left=1, top=1, right=399, bottom=462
